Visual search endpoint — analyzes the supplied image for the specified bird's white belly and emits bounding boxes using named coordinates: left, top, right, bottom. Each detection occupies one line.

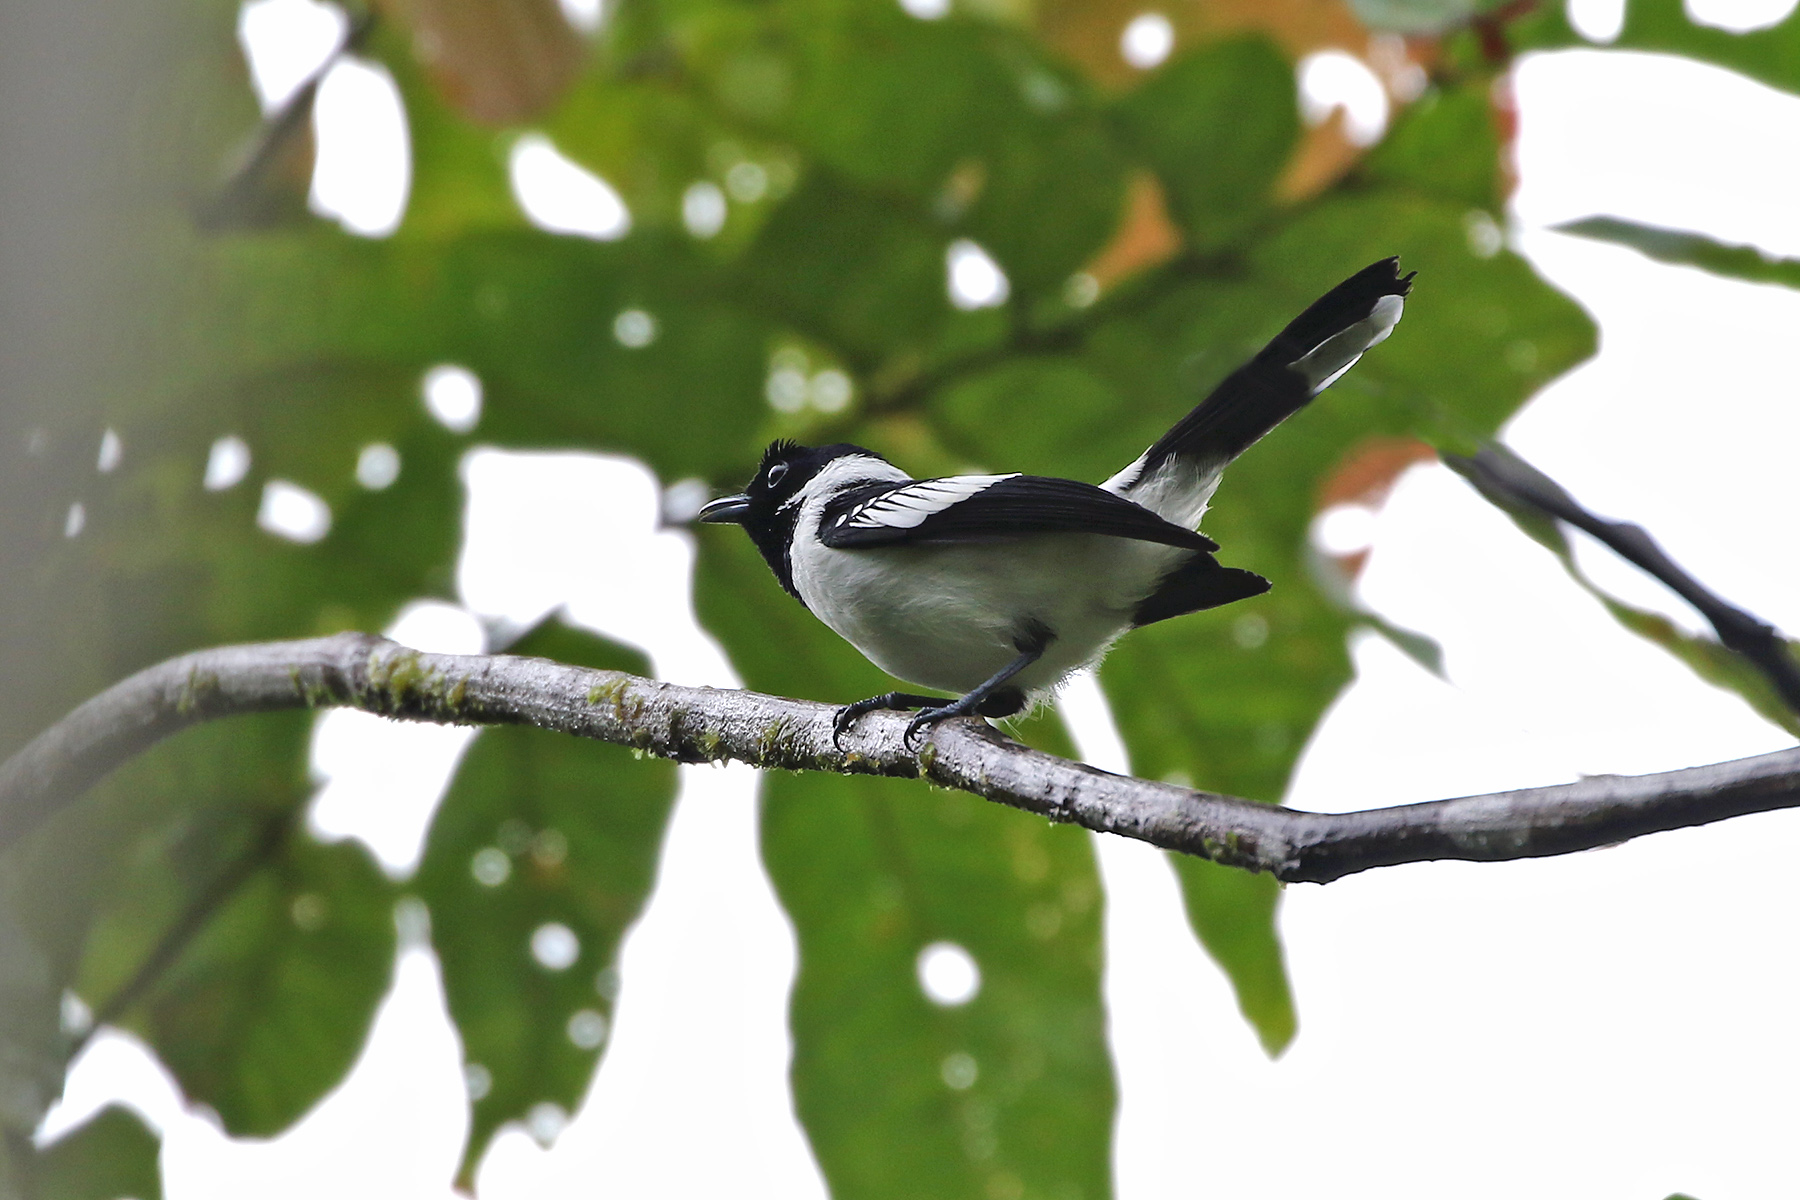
left=789, top=533, right=1180, bottom=695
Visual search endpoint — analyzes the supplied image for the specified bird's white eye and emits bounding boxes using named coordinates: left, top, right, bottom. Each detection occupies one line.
left=766, top=462, right=789, bottom=487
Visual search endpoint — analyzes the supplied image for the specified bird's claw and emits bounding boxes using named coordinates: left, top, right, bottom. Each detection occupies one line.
left=831, top=707, right=859, bottom=750
left=835, top=695, right=973, bottom=752
left=832, top=695, right=898, bottom=749
left=903, top=705, right=959, bottom=750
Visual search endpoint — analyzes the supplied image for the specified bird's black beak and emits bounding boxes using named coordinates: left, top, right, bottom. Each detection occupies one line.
left=697, top=494, right=752, bottom=524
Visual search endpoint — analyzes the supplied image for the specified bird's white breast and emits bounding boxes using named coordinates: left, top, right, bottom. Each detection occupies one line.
left=786, top=460, right=1182, bottom=694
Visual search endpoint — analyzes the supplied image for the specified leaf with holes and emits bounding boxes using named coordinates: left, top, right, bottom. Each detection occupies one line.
left=124, top=823, right=397, bottom=1137
left=179, top=230, right=776, bottom=481
left=693, top=531, right=1114, bottom=1200
left=415, top=621, right=678, bottom=1181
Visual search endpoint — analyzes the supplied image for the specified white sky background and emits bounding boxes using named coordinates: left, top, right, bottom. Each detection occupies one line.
left=38, top=3, right=1800, bottom=1197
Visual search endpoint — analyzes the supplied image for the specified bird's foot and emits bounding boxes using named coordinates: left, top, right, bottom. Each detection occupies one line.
left=901, top=686, right=1026, bottom=750
left=832, top=692, right=944, bottom=749
left=902, top=703, right=970, bottom=749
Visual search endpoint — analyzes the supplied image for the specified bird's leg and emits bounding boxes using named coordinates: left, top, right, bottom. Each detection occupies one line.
left=833, top=692, right=948, bottom=748
left=903, top=630, right=1049, bottom=749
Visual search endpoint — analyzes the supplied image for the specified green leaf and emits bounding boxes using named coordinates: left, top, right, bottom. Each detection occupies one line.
left=1597, top=596, right=1800, bottom=739
left=415, top=621, right=678, bottom=1181
left=545, top=73, right=743, bottom=240
left=1517, top=0, right=1800, bottom=100
left=783, top=10, right=1016, bottom=196
left=1357, top=613, right=1448, bottom=679
left=1556, top=216, right=1800, bottom=290
left=126, top=827, right=397, bottom=1137
left=30, top=1105, right=163, bottom=1200
left=1170, top=860, right=1296, bottom=1055
left=693, top=532, right=1114, bottom=1200
left=768, top=13, right=1127, bottom=298
left=741, top=171, right=967, bottom=368
left=1362, top=82, right=1504, bottom=213
left=930, top=358, right=1145, bottom=482
left=1112, top=37, right=1299, bottom=251
left=179, top=230, right=776, bottom=480
left=1099, top=588, right=1335, bottom=1055
left=970, top=111, right=1130, bottom=297
left=11, top=711, right=385, bottom=1145
left=4, top=712, right=324, bottom=1149
left=65, top=716, right=316, bottom=1005
left=767, top=771, right=1112, bottom=1200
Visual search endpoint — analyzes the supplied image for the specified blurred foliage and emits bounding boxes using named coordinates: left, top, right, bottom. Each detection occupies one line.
left=1444, top=453, right=1800, bottom=741
left=1516, top=0, right=1800, bottom=97
left=14, top=1107, right=161, bottom=1200
left=414, top=621, right=678, bottom=1182
left=9, top=0, right=1800, bottom=1191
left=1557, top=215, right=1800, bottom=290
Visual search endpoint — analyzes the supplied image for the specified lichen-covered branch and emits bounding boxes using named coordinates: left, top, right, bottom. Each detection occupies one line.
left=2, top=632, right=1798, bottom=884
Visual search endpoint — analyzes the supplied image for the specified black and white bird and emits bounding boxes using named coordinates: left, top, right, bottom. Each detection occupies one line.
left=700, top=257, right=1413, bottom=746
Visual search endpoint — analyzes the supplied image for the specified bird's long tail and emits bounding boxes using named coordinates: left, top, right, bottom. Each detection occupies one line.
left=1105, top=257, right=1414, bottom=527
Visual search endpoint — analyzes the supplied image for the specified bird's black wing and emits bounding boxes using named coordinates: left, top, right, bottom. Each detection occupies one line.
left=819, top=474, right=1220, bottom=551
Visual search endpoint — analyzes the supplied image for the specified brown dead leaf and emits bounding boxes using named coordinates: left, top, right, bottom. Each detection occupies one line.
left=1036, top=0, right=1370, bottom=91
left=1316, top=435, right=1437, bottom=511
left=375, top=0, right=585, bottom=125
left=1313, top=435, right=1436, bottom=580
left=1081, top=170, right=1183, bottom=291
left=1274, top=108, right=1362, bottom=202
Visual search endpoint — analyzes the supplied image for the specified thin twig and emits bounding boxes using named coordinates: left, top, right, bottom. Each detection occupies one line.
left=1447, top=443, right=1800, bottom=714
left=69, top=813, right=292, bottom=1061
left=3, top=634, right=1798, bottom=884
left=194, top=9, right=375, bottom=231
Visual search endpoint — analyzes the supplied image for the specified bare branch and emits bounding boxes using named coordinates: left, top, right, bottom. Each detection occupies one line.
left=2, top=632, right=1798, bottom=884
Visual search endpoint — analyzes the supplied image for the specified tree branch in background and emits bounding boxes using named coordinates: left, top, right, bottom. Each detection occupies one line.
left=194, top=9, right=375, bottom=231
left=3, top=634, right=1799, bottom=885
left=1446, top=442, right=1800, bottom=715
left=68, top=812, right=292, bottom=1062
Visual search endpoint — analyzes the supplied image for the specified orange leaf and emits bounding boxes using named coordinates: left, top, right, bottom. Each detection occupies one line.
left=1082, top=171, right=1183, bottom=292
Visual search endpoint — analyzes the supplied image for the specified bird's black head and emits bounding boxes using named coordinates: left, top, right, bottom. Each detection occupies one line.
left=697, top=440, right=886, bottom=599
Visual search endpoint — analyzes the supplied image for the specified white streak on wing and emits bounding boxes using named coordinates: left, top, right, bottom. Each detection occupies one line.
left=840, top=473, right=1018, bottom=532
left=1295, top=292, right=1405, bottom=392
left=790, top=454, right=913, bottom=516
